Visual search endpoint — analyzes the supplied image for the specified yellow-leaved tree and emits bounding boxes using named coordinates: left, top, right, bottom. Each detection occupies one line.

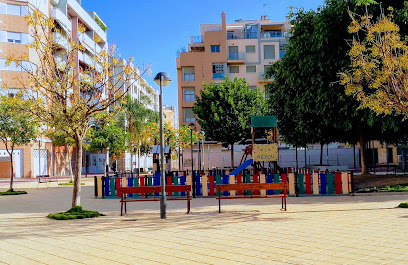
left=340, top=11, right=408, bottom=116
left=6, top=9, right=148, bottom=208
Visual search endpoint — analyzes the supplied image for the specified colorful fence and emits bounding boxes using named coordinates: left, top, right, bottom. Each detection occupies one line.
left=94, top=170, right=354, bottom=198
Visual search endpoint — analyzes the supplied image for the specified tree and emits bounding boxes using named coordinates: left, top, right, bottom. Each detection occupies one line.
left=86, top=121, right=127, bottom=161
left=193, top=78, right=267, bottom=168
left=0, top=96, right=38, bottom=190
left=266, top=0, right=408, bottom=174
left=340, top=11, right=408, bottom=116
left=6, top=10, right=147, bottom=207
left=118, top=94, right=158, bottom=170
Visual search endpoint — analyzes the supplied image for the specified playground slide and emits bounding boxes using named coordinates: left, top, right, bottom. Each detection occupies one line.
left=229, top=159, right=253, bottom=176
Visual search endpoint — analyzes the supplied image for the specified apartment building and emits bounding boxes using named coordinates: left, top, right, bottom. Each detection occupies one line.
left=0, top=0, right=108, bottom=178
left=114, top=61, right=159, bottom=172
left=177, top=12, right=290, bottom=128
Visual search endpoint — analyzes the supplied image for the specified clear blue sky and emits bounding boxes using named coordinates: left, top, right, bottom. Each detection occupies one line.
left=82, top=0, right=324, bottom=109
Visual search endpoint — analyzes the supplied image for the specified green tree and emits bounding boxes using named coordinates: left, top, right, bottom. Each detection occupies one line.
left=193, top=78, right=267, bottom=168
left=118, top=95, right=158, bottom=167
left=0, top=96, right=38, bottom=190
left=266, top=0, right=408, bottom=174
left=86, top=121, right=127, bottom=161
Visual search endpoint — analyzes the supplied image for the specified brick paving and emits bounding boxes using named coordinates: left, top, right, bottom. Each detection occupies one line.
left=0, top=179, right=407, bottom=264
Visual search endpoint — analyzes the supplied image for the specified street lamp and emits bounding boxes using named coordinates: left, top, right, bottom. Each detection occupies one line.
left=188, top=122, right=196, bottom=197
left=154, top=72, right=171, bottom=219
left=198, top=131, right=205, bottom=173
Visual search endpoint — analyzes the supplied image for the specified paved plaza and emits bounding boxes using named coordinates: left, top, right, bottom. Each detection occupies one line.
left=0, top=178, right=407, bottom=264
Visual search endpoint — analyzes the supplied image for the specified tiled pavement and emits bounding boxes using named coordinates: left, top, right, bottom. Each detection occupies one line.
left=0, top=179, right=407, bottom=264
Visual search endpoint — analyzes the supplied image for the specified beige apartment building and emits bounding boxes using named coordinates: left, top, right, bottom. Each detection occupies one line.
left=0, top=0, right=108, bottom=178
left=177, top=12, right=290, bottom=128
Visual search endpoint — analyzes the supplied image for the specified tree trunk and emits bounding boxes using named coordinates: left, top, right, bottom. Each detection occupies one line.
left=320, top=143, right=324, bottom=165
left=230, top=144, right=234, bottom=169
left=72, top=136, right=83, bottom=207
left=66, top=144, right=74, bottom=182
left=9, top=151, right=14, bottom=191
left=358, top=131, right=369, bottom=175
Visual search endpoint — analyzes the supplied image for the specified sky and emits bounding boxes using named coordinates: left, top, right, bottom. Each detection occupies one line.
left=81, top=0, right=325, bottom=109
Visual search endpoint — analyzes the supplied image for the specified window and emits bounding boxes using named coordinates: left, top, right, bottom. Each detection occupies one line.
left=246, top=65, right=256, bottom=73
left=248, top=86, right=256, bottom=92
left=182, top=67, right=195, bottom=81
left=229, top=66, right=239, bottom=73
left=2, top=4, right=27, bottom=16
left=264, top=65, right=271, bottom=72
left=7, top=32, right=21, bottom=43
left=183, top=87, right=195, bottom=101
left=279, top=43, right=287, bottom=58
left=211, top=45, right=220, bottom=52
left=387, top=148, right=394, bottom=163
left=0, top=59, right=30, bottom=72
left=212, top=63, right=224, bottom=79
left=183, top=108, right=196, bottom=122
left=264, top=45, right=275, bottom=59
left=246, top=45, right=255, bottom=53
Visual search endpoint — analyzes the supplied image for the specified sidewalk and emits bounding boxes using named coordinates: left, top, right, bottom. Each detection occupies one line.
left=0, top=182, right=407, bottom=264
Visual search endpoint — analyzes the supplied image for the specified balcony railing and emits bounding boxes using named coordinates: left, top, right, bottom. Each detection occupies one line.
left=192, top=36, right=202, bottom=43
left=227, top=32, right=257, bottom=40
left=260, top=32, right=283, bottom=38
left=213, top=73, right=224, bottom=79
left=51, top=8, right=72, bottom=32
left=228, top=52, right=244, bottom=60
left=183, top=73, right=195, bottom=81
left=259, top=72, right=274, bottom=79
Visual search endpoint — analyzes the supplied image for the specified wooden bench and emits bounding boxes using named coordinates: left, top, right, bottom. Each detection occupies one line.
left=216, top=183, right=288, bottom=213
left=36, top=175, right=58, bottom=188
left=120, top=185, right=192, bottom=216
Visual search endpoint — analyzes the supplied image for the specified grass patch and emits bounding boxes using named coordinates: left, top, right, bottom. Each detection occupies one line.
left=356, top=184, right=408, bottom=193
left=48, top=206, right=103, bottom=220
left=58, top=181, right=85, bottom=186
left=0, top=189, right=27, bottom=196
left=399, top=202, right=408, bottom=208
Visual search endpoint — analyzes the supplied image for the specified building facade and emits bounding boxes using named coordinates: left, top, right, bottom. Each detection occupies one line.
left=0, top=0, right=108, bottom=178
left=177, top=12, right=289, bottom=128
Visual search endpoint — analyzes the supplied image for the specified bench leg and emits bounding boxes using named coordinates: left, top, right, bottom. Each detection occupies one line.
left=187, top=191, right=190, bottom=214
left=218, top=191, right=221, bottom=213
left=125, top=201, right=127, bottom=214
left=121, top=201, right=123, bottom=216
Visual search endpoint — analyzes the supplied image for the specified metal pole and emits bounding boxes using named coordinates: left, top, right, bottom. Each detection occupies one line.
left=190, top=129, right=195, bottom=198
left=159, top=76, right=166, bottom=219
left=198, top=139, right=201, bottom=173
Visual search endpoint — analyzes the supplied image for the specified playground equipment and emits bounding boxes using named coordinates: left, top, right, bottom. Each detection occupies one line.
left=94, top=168, right=353, bottom=199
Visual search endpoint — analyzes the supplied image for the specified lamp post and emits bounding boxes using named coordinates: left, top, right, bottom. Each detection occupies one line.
left=154, top=72, right=171, bottom=219
left=188, top=122, right=196, bottom=197
left=198, top=131, right=205, bottom=173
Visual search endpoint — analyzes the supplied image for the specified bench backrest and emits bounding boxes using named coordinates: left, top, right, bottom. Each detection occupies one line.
left=121, top=185, right=191, bottom=196
left=216, top=182, right=288, bottom=192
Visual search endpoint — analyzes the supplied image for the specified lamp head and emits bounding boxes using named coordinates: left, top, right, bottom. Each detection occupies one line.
left=188, top=122, right=196, bottom=131
left=154, top=72, right=172, bottom=87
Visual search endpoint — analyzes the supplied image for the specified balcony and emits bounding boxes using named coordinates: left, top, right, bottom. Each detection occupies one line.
left=52, top=32, right=69, bottom=49
left=227, top=52, right=245, bottom=64
left=67, top=0, right=107, bottom=43
left=80, top=33, right=96, bottom=53
left=227, top=32, right=257, bottom=40
left=260, top=32, right=283, bottom=38
left=183, top=73, right=195, bottom=81
left=213, top=73, right=224, bottom=79
left=192, top=36, right=202, bottom=43
left=258, top=72, right=273, bottom=83
left=51, top=8, right=72, bottom=32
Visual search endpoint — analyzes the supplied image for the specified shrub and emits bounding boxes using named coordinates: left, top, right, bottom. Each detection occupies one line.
left=398, top=202, right=408, bottom=208
left=0, top=190, right=27, bottom=196
left=48, top=206, right=103, bottom=220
